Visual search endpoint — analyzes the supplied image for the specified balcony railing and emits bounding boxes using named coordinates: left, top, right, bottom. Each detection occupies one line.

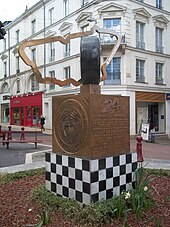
left=49, top=57, right=55, bottom=62
left=104, top=72, right=121, bottom=85
left=100, top=33, right=126, bottom=45
left=136, top=76, right=145, bottom=83
left=156, top=77, right=163, bottom=84
left=156, top=46, right=164, bottom=53
left=64, top=51, right=70, bottom=57
left=136, top=41, right=145, bottom=49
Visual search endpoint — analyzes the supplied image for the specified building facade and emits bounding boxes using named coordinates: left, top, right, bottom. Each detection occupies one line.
left=0, top=0, right=170, bottom=135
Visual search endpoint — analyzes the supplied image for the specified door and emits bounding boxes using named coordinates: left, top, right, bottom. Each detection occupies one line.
left=148, top=104, right=158, bottom=131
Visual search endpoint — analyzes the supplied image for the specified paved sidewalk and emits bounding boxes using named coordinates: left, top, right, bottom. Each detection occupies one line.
left=0, top=123, right=170, bottom=173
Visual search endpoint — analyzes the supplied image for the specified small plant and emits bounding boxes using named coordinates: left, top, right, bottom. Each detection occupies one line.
left=129, top=167, right=157, bottom=218
left=35, top=210, right=51, bottom=227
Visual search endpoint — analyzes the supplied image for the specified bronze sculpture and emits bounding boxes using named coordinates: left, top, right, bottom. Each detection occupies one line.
left=18, top=25, right=121, bottom=87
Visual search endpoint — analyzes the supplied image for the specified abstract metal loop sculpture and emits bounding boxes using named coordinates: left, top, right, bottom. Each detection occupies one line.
left=18, top=25, right=121, bottom=87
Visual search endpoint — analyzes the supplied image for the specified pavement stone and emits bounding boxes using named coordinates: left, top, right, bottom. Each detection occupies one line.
left=0, top=123, right=169, bottom=173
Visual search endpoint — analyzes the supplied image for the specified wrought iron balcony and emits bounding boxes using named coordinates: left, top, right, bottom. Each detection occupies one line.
left=156, top=77, right=163, bottom=84
left=136, top=76, right=145, bottom=83
left=156, top=46, right=164, bottom=53
left=104, top=72, right=121, bottom=85
left=136, top=41, right=145, bottom=49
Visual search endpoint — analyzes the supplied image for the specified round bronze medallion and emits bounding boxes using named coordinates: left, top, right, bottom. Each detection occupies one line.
left=54, top=99, right=88, bottom=154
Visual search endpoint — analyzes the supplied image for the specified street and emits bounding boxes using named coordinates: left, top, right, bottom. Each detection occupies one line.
left=0, top=132, right=52, bottom=168
left=0, top=124, right=170, bottom=169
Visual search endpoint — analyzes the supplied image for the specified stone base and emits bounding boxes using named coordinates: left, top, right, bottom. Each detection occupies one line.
left=45, top=152, right=137, bottom=205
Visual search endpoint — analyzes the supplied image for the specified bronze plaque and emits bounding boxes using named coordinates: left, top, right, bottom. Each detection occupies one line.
left=52, top=94, right=130, bottom=159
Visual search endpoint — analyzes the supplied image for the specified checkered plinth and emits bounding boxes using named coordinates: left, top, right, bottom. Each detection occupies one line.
left=45, top=152, right=137, bottom=205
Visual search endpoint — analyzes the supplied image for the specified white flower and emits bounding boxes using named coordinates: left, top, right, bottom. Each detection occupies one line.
left=144, top=186, right=148, bottom=191
left=125, top=191, right=131, bottom=199
left=28, top=208, right=32, bottom=212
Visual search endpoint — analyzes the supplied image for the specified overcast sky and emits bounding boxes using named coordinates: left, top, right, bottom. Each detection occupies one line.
left=0, top=0, right=39, bottom=22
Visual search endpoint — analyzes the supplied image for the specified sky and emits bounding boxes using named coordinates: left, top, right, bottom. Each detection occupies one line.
left=0, top=0, right=39, bottom=23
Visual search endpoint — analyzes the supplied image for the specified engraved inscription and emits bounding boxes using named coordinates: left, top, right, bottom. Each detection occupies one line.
left=103, top=98, right=120, bottom=113
left=54, top=99, right=88, bottom=154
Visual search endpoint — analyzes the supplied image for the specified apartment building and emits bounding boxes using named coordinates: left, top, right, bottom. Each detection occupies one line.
left=0, top=0, right=170, bottom=135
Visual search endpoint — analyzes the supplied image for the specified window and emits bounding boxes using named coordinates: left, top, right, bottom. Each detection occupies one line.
left=31, top=48, right=36, bottom=62
left=64, top=66, right=70, bottom=86
left=3, top=38, right=6, bottom=50
left=49, top=43, right=55, bottom=62
left=82, top=0, right=88, bottom=5
left=104, top=57, right=121, bottom=85
left=3, top=62, right=7, bottom=78
left=103, top=18, right=121, bottom=42
left=2, top=82, right=9, bottom=93
left=81, top=24, right=90, bottom=32
left=16, top=56, right=20, bottom=73
left=64, top=42, right=70, bottom=57
left=136, top=59, right=145, bottom=82
left=64, top=0, right=69, bottom=17
left=155, top=63, right=163, bottom=84
left=31, top=19, right=36, bottom=34
left=31, top=74, right=39, bottom=91
left=156, top=0, right=162, bottom=9
left=49, top=71, right=55, bottom=90
left=16, top=30, right=19, bottom=43
left=103, top=18, right=121, bottom=32
left=16, top=80, right=20, bottom=93
left=49, top=7, right=54, bottom=25
left=156, top=27, right=163, bottom=53
left=136, top=21, right=145, bottom=49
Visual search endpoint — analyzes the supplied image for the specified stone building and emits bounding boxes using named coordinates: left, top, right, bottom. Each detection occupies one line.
left=0, top=0, right=170, bottom=135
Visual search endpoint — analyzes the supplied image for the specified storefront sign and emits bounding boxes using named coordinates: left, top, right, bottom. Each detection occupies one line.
left=166, top=93, right=170, bottom=100
left=141, top=124, right=149, bottom=141
left=3, top=95, right=10, bottom=100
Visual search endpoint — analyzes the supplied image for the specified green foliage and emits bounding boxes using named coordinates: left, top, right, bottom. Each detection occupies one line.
left=145, top=168, right=170, bottom=177
left=0, top=168, right=45, bottom=184
left=129, top=167, right=157, bottom=218
left=35, top=210, right=51, bottom=227
left=2, top=167, right=167, bottom=226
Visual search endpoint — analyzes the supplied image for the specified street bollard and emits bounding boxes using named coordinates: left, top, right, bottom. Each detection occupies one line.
left=136, top=135, right=144, bottom=166
left=20, top=127, right=25, bottom=140
left=8, top=126, right=12, bottom=140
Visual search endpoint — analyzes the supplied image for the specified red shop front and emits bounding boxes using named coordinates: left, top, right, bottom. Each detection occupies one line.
left=10, top=92, right=43, bottom=127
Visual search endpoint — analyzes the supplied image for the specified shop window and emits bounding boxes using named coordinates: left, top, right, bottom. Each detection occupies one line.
left=33, top=106, right=41, bottom=125
left=13, top=107, right=20, bottom=124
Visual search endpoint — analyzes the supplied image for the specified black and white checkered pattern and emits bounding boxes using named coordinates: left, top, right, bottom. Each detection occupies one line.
left=45, top=152, right=137, bottom=205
